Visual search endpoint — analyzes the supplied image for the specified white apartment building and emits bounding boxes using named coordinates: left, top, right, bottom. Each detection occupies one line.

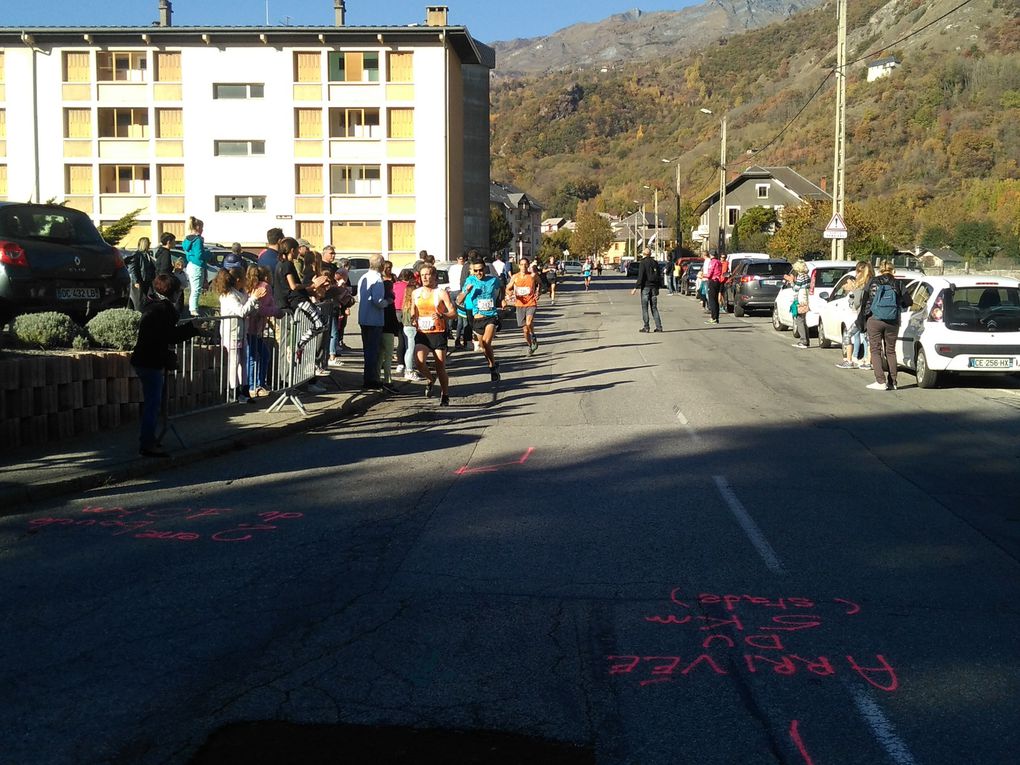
left=0, top=3, right=494, bottom=262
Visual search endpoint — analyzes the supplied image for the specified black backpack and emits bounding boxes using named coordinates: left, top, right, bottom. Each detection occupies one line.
left=645, top=259, right=661, bottom=285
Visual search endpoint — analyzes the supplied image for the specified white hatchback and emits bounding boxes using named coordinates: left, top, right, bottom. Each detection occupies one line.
left=896, top=275, right=1020, bottom=387
left=772, top=260, right=857, bottom=332
left=816, top=270, right=925, bottom=349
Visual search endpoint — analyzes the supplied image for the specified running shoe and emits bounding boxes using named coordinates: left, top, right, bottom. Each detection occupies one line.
left=704, top=319, right=718, bottom=325
left=425, top=380, right=434, bottom=398
left=490, top=365, right=500, bottom=382
left=530, top=338, right=539, bottom=353
left=859, top=363, right=873, bottom=370
left=866, top=382, right=887, bottom=390
left=653, top=328, right=663, bottom=333
left=792, top=343, right=809, bottom=349
left=887, top=382, right=898, bottom=391
left=835, top=360, right=855, bottom=369
left=639, top=327, right=650, bottom=333
left=440, top=394, right=450, bottom=406
left=395, top=364, right=405, bottom=374
left=405, top=371, right=422, bottom=382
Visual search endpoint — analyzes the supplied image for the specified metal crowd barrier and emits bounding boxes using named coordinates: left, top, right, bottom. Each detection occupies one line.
left=157, top=299, right=337, bottom=447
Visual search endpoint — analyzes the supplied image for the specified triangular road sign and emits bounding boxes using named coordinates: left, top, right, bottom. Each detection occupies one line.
left=823, top=212, right=848, bottom=239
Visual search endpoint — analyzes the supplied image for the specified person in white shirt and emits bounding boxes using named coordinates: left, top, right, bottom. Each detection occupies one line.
left=446, top=252, right=467, bottom=346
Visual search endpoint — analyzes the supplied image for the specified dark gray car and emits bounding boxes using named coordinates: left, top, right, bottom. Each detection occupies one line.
left=723, top=259, right=791, bottom=316
left=0, top=202, right=129, bottom=324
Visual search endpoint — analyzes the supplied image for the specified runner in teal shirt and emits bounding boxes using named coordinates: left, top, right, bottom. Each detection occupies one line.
left=457, top=254, right=503, bottom=381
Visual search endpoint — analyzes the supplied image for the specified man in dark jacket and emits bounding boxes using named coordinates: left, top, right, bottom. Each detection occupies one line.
left=630, top=247, right=663, bottom=332
left=130, top=274, right=198, bottom=456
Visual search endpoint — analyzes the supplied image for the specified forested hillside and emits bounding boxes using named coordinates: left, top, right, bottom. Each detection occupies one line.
left=490, top=0, right=1020, bottom=261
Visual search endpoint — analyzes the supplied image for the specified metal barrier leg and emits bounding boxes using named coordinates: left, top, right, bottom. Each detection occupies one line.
left=157, top=368, right=187, bottom=449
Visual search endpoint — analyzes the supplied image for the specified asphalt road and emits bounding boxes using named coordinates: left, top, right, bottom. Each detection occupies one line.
left=2, top=273, right=1019, bottom=764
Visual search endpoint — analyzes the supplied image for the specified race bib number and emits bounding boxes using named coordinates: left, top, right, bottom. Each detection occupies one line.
left=515, top=286, right=532, bottom=297
left=476, top=298, right=495, bottom=311
left=417, top=315, right=436, bottom=331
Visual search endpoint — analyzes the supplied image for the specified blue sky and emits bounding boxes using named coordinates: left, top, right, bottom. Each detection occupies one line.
left=3, top=1, right=702, bottom=45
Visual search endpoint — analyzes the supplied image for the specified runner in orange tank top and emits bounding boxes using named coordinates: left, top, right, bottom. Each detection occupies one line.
left=505, top=256, right=541, bottom=355
left=411, top=265, right=455, bottom=406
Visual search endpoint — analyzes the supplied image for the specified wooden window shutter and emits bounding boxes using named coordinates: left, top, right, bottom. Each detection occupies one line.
left=295, top=52, right=320, bottom=83
left=297, top=165, right=323, bottom=194
left=388, top=165, right=414, bottom=196
left=389, top=221, right=415, bottom=251
left=388, top=108, right=413, bottom=139
left=161, top=220, right=185, bottom=239
left=345, top=52, right=364, bottom=83
left=296, top=108, right=322, bottom=139
left=388, top=52, right=413, bottom=83
left=67, top=165, right=93, bottom=194
left=156, top=52, right=181, bottom=82
left=296, top=221, right=323, bottom=248
left=0, top=53, right=5, bottom=83
left=0, top=110, right=6, bottom=139
left=65, top=52, right=90, bottom=83
left=157, top=109, right=183, bottom=138
left=159, top=165, right=184, bottom=194
left=65, top=108, right=91, bottom=138
left=0, top=165, right=6, bottom=196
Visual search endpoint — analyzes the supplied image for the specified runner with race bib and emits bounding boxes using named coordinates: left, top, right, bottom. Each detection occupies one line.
left=411, top=265, right=455, bottom=406
left=505, top=256, right=541, bottom=355
left=457, top=253, right=503, bottom=382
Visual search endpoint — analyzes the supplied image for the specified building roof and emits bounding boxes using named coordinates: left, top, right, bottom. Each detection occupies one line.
left=490, top=181, right=544, bottom=211
left=926, top=247, right=964, bottom=263
left=0, top=24, right=495, bottom=68
left=694, top=165, right=831, bottom=216
left=868, top=56, right=900, bottom=68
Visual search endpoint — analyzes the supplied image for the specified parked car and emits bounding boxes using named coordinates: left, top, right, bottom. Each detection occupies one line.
left=680, top=260, right=703, bottom=296
left=816, top=270, right=924, bottom=349
left=0, top=202, right=130, bottom=324
left=343, top=257, right=376, bottom=289
left=722, top=259, right=791, bottom=316
left=772, top=260, right=857, bottom=333
left=896, top=275, right=1020, bottom=388
left=563, top=260, right=583, bottom=275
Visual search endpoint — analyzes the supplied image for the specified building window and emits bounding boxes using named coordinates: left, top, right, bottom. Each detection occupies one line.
left=98, top=107, right=149, bottom=139
left=157, top=165, right=184, bottom=195
left=388, top=165, right=414, bottom=196
left=63, top=52, right=91, bottom=83
left=65, top=165, right=93, bottom=195
left=100, top=164, right=150, bottom=194
left=330, top=165, right=381, bottom=195
left=215, top=195, right=267, bottom=212
left=387, top=108, right=414, bottom=139
left=213, top=83, right=265, bottom=99
left=387, top=52, right=413, bottom=83
left=327, top=51, right=380, bottom=83
left=389, top=221, right=415, bottom=251
left=295, top=108, right=323, bottom=139
left=97, top=51, right=148, bottom=83
left=329, top=108, right=380, bottom=139
left=214, top=140, right=266, bottom=156
left=294, top=52, right=321, bottom=83
left=155, top=52, right=181, bottom=82
left=64, top=108, right=92, bottom=139
left=296, top=165, right=323, bottom=195
left=331, top=220, right=382, bottom=251
left=756, top=183, right=770, bottom=199
left=156, top=109, right=183, bottom=139
left=727, top=207, right=740, bottom=227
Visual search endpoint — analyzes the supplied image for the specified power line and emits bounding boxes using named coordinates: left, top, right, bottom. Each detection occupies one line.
left=844, top=0, right=976, bottom=69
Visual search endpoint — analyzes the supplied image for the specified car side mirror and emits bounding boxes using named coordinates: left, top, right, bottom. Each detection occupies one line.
left=818, top=290, right=831, bottom=300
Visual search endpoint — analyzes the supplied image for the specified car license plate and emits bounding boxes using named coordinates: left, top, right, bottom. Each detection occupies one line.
left=969, top=357, right=1013, bottom=369
left=763, top=279, right=780, bottom=286
left=57, top=287, right=99, bottom=300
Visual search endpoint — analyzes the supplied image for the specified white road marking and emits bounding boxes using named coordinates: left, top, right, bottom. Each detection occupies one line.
left=847, top=684, right=918, bottom=765
left=712, top=475, right=786, bottom=575
left=674, top=408, right=703, bottom=443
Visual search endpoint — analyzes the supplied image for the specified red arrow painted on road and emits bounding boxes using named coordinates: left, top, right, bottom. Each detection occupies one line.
left=454, top=447, right=535, bottom=476
left=789, top=720, right=817, bottom=765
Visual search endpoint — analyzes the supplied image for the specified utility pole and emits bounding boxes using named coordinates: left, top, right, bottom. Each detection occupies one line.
left=653, top=187, right=659, bottom=260
left=675, top=162, right=682, bottom=250
left=831, top=0, right=848, bottom=260
left=718, top=114, right=728, bottom=255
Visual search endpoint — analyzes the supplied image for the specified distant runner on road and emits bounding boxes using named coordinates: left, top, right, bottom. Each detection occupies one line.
left=505, top=256, right=541, bottom=355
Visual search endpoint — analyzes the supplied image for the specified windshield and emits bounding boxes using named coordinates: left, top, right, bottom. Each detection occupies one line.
left=944, top=287, right=1020, bottom=332
left=747, top=262, right=791, bottom=276
left=0, top=206, right=107, bottom=246
left=813, top=267, right=852, bottom=289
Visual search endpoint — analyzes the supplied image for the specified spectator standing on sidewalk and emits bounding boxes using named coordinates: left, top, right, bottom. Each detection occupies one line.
left=398, top=269, right=422, bottom=381
left=222, top=242, right=245, bottom=272
left=181, top=216, right=211, bottom=316
left=130, top=274, right=198, bottom=457
left=273, top=237, right=327, bottom=390
left=257, top=227, right=284, bottom=275
left=358, top=254, right=390, bottom=390
left=244, top=264, right=279, bottom=397
left=377, top=260, right=401, bottom=392
left=787, top=260, right=811, bottom=348
left=670, top=258, right=682, bottom=295
left=631, top=247, right=663, bottom=333
left=861, top=259, right=909, bottom=391
left=129, top=236, right=156, bottom=310
left=703, top=249, right=725, bottom=324
left=213, top=268, right=267, bottom=403
left=447, top=252, right=467, bottom=347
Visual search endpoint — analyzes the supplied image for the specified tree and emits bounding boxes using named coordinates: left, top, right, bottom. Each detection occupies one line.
left=767, top=201, right=827, bottom=260
left=733, top=206, right=778, bottom=252
left=98, top=209, right=143, bottom=246
left=952, top=219, right=1001, bottom=261
left=489, top=206, right=513, bottom=256
left=920, top=225, right=951, bottom=250
left=538, top=228, right=572, bottom=264
left=548, top=178, right=601, bottom=218
left=571, top=203, right=614, bottom=260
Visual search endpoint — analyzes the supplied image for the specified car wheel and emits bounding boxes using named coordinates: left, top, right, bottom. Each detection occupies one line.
left=734, top=303, right=745, bottom=317
left=915, top=347, right=940, bottom=389
left=818, top=322, right=833, bottom=348
left=772, top=305, right=787, bottom=331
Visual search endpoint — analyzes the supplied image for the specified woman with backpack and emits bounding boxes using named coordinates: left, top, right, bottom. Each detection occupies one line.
left=860, top=259, right=909, bottom=391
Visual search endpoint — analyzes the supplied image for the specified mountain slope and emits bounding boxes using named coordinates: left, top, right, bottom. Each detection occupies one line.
left=491, top=0, right=826, bottom=75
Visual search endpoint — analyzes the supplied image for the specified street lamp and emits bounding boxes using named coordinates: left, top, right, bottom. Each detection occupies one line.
left=701, top=107, right=727, bottom=255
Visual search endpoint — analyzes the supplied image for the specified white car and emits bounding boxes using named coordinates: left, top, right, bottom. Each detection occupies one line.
left=562, top=260, right=583, bottom=275
left=772, top=260, right=857, bottom=332
left=896, top=275, right=1020, bottom=388
left=816, top=270, right=925, bottom=349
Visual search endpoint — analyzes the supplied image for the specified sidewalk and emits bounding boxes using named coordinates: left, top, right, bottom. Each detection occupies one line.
left=0, top=366, right=383, bottom=517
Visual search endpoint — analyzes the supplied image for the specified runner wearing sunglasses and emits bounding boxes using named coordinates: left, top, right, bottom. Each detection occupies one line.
left=457, top=254, right=503, bottom=382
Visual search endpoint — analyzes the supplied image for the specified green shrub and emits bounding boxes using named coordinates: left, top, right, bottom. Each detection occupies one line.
left=72, top=334, right=91, bottom=350
left=86, top=308, right=140, bottom=350
left=11, top=312, right=84, bottom=349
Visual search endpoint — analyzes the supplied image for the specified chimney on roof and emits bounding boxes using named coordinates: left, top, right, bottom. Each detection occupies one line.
left=158, top=0, right=172, bottom=27
left=426, top=6, right=449, bottom=26
left=334, top=0, right=346, bottom=26
left=819, top=176, right=827, bottom=193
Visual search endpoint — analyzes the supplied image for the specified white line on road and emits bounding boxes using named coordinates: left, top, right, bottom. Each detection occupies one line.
left=847, top=684, right=918, bottom=765
left=712, top=475, right=786, bottom=575
left=674, top=408, right=703, bottom=443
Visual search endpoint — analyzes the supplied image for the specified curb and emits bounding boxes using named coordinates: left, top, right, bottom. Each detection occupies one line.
left=0, top=387, right=385, bottom=517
